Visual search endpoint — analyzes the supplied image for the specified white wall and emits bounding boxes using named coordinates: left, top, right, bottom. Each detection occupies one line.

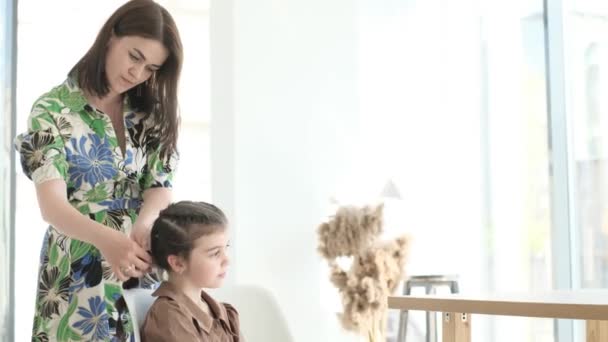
left=211, top=0, right=360, bottom=341
left=210, top=0, right=487, bottom=341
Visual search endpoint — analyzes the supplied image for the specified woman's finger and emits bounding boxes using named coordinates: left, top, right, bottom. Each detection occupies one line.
left=131, top=257, right=150, bottom=272
left=129, top=268, right=145, bottom=278
left=142, top=239, right=150, bottom=252
left=134, top=235, right=150, bottom=252
left=133, top=243, right=153, bottom=264
left=113, top=266, right=129, bottom=282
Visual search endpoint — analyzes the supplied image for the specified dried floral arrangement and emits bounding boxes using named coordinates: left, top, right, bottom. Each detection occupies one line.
left=317, top=204, right=409, bottom=342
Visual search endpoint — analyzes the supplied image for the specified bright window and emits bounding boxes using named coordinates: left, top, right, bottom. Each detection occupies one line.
left=357, top=0, right=552, bottom=340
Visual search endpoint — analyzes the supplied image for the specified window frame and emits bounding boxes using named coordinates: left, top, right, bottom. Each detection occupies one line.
left=0, top=0, right=17, bottom=340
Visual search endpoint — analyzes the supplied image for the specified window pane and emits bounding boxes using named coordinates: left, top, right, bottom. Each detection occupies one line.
left=565, top=0, right=608, bottom=288
left=0, top=0, right=15, bottom=339
left=357, top=0, right=552, bottom=340
left=484, top=1, right=553, bottom=340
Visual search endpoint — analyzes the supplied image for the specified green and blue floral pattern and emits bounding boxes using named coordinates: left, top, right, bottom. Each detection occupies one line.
left=15, top=77, right=177, bottom=341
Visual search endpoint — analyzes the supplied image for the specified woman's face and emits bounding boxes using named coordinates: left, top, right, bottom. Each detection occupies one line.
left=105, top=35, right=169, bottom=95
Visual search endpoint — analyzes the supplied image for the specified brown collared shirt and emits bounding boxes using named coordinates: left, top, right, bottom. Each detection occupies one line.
left=141, top=282, right=242, bottom=342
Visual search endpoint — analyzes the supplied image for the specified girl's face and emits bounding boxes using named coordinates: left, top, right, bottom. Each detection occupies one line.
left=105, top=35, right=168, bottom=95
left=183, top=230, right=230, bottom=289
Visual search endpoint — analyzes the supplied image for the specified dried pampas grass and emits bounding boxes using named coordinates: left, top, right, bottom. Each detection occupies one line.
left=317, top=204, right=409, bottom=341
left=317, top=204, right=384, bottom=259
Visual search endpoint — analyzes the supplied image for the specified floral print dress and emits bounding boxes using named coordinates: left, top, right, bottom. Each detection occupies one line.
left=14, top=76, right=177, bottom=342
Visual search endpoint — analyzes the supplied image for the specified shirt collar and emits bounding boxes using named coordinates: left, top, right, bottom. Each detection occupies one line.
left=152, top=281, right=231, bottom=334
left=65, top=73, right=133, bottom=114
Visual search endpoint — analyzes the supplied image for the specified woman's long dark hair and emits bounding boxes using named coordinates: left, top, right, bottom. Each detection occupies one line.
left=70, top=0, right=183, bottom=160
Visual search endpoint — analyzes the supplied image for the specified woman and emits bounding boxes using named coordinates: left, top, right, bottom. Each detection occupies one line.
left=14, top=0, right=183, bottom=340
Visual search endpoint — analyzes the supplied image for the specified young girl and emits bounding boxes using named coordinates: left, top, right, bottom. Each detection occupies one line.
left=141, top=201, right=242, bottom=341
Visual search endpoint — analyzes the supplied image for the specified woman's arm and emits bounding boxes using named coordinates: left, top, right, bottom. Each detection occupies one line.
left=36, top=179, right=152, bottom=280
left=131, top=187, right=173, bottom=250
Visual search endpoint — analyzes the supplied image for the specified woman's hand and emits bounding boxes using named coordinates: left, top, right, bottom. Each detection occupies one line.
left=134, top=187, right=173, bottom=251
left=98, top=228, right=152, bottom=281
left=130, top=221, right=152, bottom=252
left=34, top=180, right=155, bottom=281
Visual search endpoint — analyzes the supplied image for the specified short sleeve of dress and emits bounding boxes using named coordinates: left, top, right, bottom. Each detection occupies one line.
left=140, top=139, right=179, bottom=191
left=14, top=104, right=69, bottom=184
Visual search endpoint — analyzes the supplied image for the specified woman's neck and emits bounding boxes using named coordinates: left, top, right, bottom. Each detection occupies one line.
left=84, top=90, right=122, bottom=112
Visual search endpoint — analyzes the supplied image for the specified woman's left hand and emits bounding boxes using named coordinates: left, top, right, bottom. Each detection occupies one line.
left=133, top=188, right=173, bottom=253
left=131, top=222, right=152, bottom=252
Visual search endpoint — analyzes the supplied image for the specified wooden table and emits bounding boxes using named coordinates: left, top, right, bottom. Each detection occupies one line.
left=388, top=290, right=608, bottom=342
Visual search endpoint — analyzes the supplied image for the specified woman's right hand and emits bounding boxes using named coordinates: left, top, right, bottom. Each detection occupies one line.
left=33, top=180, right=152, bottom=281
left=98, top=228, right=152, bottom=281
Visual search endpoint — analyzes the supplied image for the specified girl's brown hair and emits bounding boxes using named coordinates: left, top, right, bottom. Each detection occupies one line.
left=151, top=201, right=228, bottom=272
left=70, top=0, right=183, bottom=159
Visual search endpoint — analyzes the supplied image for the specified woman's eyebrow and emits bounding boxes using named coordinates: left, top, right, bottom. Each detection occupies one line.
left=133, top=48, right=161, bottom=68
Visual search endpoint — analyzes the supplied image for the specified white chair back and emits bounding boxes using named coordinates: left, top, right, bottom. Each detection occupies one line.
left=123, top=288, right=156, bottom=342
left=210, top=284, right=294, bottom=342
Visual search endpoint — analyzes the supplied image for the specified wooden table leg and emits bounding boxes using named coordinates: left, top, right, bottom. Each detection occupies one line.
left=443, top=312, right=455, bottom=342
left=443, top=312, right=471, bottom=342
left=587, top=320, right=608, bottom=342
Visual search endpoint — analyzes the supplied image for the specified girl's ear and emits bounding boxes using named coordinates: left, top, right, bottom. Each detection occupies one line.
left=167, top=254, right=186, bottom=274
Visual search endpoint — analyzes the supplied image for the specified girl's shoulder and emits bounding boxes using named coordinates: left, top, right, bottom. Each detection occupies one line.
left=221, top=302, right=239, bottom=318
left=220, top=302, right=241, bottom=332
left=144, top=295, right=188, bottom=323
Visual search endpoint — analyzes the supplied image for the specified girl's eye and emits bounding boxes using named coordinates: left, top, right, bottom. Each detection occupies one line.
left=129, top=53, right=140, bottom=62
